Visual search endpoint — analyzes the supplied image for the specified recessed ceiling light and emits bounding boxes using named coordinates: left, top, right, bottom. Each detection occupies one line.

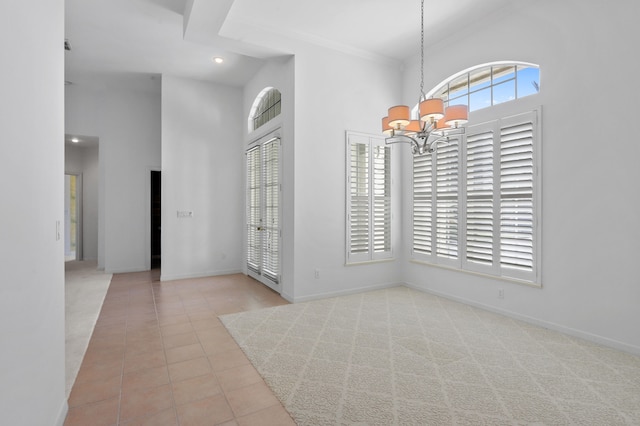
left=71, top=138, right=79, bottom=143
left=212, top=57, right=224, bottom=64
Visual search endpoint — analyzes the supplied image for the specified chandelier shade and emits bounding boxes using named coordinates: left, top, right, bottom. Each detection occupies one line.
left=381, top=116, right=392, bottom=135
left=388, top=105, right=410, bottom=127
left=444, top=104, right=469, bottom=127
left=419, top=98, right=444, bottom=121
left=403, top=120, right=422, bottom=135
left=435, top=117, right=451, bottom=133
left=380, top=0, right=468, bottom=155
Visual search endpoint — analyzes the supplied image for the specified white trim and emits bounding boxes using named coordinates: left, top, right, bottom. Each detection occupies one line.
left=344, top=258, right=396, bottom=267
left=409, top=259, right=540, bottom=288
left=425, top=60, right=540, bottom=99
left=106, top=265, right=150, bottom=274
left=160, top=268, right=243, bottom=282
left=290, top=282, right=402, bottom=303
left=55, top=401, right=68, bottom=426
left=402, top=282, right=640, bottom=356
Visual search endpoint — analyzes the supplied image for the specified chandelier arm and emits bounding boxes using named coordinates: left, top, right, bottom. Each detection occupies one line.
left=385, top=135, right=422, bottom=152
left=426, top=128, right=465, bottom=152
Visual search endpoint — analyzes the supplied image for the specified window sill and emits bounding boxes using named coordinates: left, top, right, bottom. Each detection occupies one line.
left=345, top=257, right=396, bottom=267
left=409, top=258, right=541, bottom=288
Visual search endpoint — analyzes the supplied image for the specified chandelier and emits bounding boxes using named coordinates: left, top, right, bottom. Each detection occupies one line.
left=382, top=0, right=468, bottom=155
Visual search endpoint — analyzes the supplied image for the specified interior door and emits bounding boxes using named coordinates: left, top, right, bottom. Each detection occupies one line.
left=246, top=133, right=281, bottom=292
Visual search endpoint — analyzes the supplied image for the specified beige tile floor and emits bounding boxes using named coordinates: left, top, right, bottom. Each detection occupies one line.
left=64, top=270, right=295, bottom=426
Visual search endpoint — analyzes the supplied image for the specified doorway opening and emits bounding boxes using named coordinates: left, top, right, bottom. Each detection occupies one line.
left=151, top=171, right=161, bottom=269
left=65, top=173, right=81, bottom=261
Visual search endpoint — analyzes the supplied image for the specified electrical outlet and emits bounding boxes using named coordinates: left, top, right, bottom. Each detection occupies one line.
left=498, top=289, right=504, bottom=299
left=314, top=269, right=320, bottom=279
left=56, top=220, right=61, bottom=241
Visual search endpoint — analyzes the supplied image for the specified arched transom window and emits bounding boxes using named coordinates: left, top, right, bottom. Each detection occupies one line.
left=248, top=87, right=281, bottom=132
left=427, top=62, right=540, bottom=113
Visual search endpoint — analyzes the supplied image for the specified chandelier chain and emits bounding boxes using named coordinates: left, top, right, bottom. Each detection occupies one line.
left=420, top=0, right=425, bottom=100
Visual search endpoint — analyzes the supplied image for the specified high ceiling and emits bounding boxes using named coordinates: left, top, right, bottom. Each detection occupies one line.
left=65, top=0, right=515, bottom=88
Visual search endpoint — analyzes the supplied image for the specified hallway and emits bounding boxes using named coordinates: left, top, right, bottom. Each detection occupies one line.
left=64, top=271, right=294, bottom=425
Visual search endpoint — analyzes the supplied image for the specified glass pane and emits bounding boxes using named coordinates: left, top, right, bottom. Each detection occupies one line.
left=492, top=65, right=515, bottom=84
left=493, top=80, right=516, bottom=105
left=469, top=66, right=491, bottom=91
left=449, top=74, right=468, bottom=99
left=469, top=87, right=491, bottom=112
left=448, top=94, right=468, bottom=108
left=517, top=66, right=540, bottom=98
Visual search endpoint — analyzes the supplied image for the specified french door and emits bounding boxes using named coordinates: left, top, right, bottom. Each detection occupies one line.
left=246, top=133, right=281, bottom=292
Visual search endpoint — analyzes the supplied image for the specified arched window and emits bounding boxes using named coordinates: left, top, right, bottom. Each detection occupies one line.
left=427, top=62, right=539, bottom=113
left=248, top=87, right=281, bottom=132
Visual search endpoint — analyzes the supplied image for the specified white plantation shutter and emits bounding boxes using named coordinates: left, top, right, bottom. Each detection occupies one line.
left=246, top=146, right=261, bottom=274
left=500, top=112, right=536, bottom=280
left=465, top=123, right=496, bottom=271
left=262, top=138, right=280, bottom=283
left=373, top=145, right=391, bottom=253
left=411, top=108, right=540, bottom=284
left=246, top=136, right=281, bottom=288
left=347, top=132, right=392, bottom=262
left=435, top=138, right=460, bottom=262
left=349, top=141, right=369, bottom=257
left=412, top=153, right=432, bottom=256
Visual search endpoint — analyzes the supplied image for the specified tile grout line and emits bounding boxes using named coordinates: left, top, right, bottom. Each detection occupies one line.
left=149, top=275, right=180, bottom=426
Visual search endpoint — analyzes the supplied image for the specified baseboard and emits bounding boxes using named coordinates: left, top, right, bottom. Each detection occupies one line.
left=105, top=266, right=148, bottom=274
left=55, top=400, right=68, bottom=426
left=291, top=282, right=401, bottom=303
left=160, top=269, right=242, bottom=282
left=403, top=282, right=640, bottom=356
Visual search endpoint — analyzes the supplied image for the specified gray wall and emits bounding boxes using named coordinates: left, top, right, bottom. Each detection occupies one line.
left=0, top=0, right=67, bottom=424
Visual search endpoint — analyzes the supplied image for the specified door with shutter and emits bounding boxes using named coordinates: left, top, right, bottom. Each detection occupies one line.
left=246, top=133, right=281, bottom=292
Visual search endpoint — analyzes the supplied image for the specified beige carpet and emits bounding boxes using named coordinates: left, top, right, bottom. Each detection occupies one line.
left=220, top=286, right=640, bottom=425
left=65, top=260, right=112, bottom=397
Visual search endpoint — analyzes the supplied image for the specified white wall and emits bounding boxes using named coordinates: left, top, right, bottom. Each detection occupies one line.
left=66, top=77, right=161, bottom=272
left=65, top=144, right=100, bottom=260
left=243, top=56, right=296, bottom=297
left=400, top=0, right=640, bottom=353
left=0, top=0, right=67, bottom=424
left=290, top=45, right=403, bottom=301
left=161, top=76, right=245, bottom=280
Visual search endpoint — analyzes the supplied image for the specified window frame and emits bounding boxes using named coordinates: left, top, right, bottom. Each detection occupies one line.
left=346, top=131, right=393, bottom=264
left=411, top=107, right=542, bottom=286
left=248, top=87, right=282, bottom=133
left=428, top=61, right=540, bottom=113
